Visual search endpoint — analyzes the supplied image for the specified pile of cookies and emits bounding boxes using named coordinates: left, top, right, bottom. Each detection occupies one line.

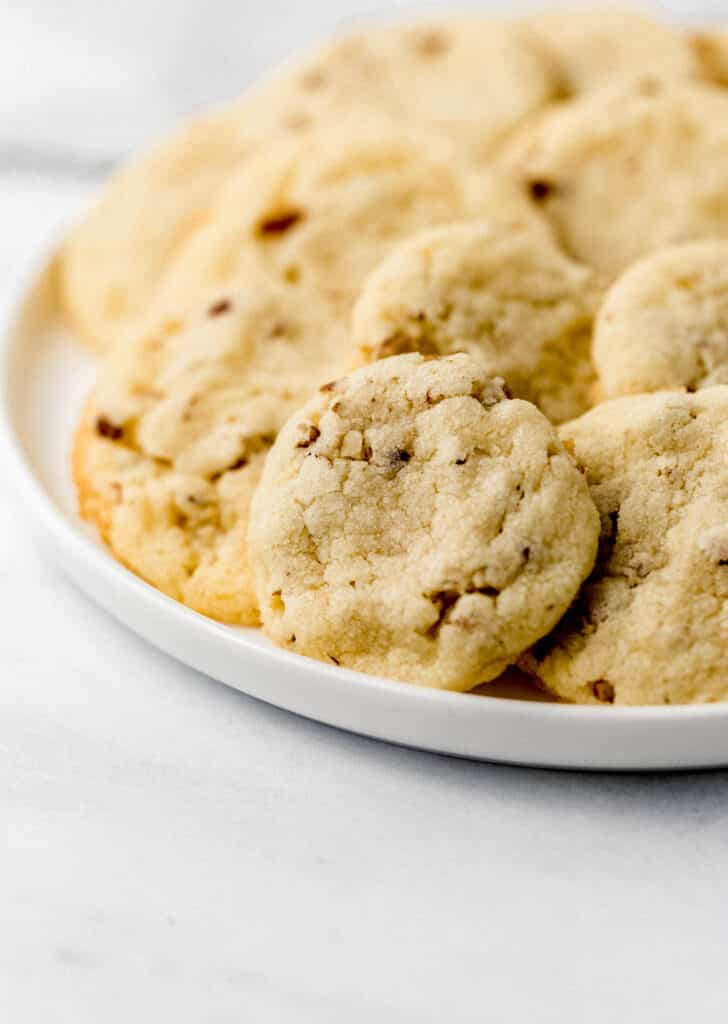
left=64, top=9, right=728, bottom=705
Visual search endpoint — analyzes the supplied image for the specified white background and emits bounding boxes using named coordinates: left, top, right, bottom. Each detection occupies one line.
left=2, top=3, right=728, bottom=1021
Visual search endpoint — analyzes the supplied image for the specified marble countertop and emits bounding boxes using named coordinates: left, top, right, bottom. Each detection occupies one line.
left=3, top=3, right=728, bottom=1021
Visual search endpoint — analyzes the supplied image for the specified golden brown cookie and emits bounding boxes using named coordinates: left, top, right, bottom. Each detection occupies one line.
left=249, top=353, right=600, bottom=689
left=60, top=15, right=556, bottom=350
left=594, top=241, right=728, bottom=397
left=502, top=78, right=728, bottom=281
left=353, top=219, right=599, bottom=424
left=521, top=388, right=728, bottom=704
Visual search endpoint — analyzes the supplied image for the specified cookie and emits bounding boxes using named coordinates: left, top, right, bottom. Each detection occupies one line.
left=276, top=15, right=557, bottom=163
left=60, top=104, right=258, bottom=350
left=73, top=280, right=354, bottom=624
left=502, top=78, right=728, bottom=280
left=520, top=389, right=728, bottom=705
left=61, top=16, right=555, bottom=351
left=73, top=132, right=543, bottom=624
left=151, top=128, right=547, bottom=324
left=248, top=353, right=600, bottom=689
left=352, top=219, right=599, bottom=424
left=521, top=8, right=698, bottom=94
left=594, top=241, right=728, bottom=398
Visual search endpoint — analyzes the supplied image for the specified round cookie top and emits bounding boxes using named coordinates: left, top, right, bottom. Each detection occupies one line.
left=352, top=219, right=599, bottom=424
left=521, top=388, right=728, bottom=705
left=151, top=129, right=547, bottom=322
left=502, top=78, right=728, bottom=280
left=248, top=353, right=600, bottom=690
left=60, top=105, right=258, bottom=350
left=74, top=279, right=355, bottom=626
left=275, top=15, right=557, bottom=162
left=594, top=241, right=728, bottom=397
left=61, top=15, right=555, bottom=351
left=521, top=8, right=698, bottom=94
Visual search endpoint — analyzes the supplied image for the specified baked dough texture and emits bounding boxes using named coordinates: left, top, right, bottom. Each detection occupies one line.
left=60, top=15, right=555, bottom=350
left=352, top=219, right=599, bottom=424
left=521, top=388, right=728, bottom=705
left=150, top=129, right=548, bottom=325
left=521, top=8, right=698, bottom=94
left=502, top=78, right=728, bottom=280
left=249, top=353, right=600, bottom=689
left=73, top=281, right=355, bottom=625
left=594, top=241, right=728, bottom=397
left=73, top=133, right=545, bottom=625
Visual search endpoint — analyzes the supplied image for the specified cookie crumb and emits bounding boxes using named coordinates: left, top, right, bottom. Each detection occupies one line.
left=414, top=31, right=450, bottom=58
left=95, top=416, right=124, bottom=441
left=388, top=448, right=411, bottom=467
left=208, top=298, right=232, bottom=317
left=527, top=179, right=556, bottom=201
left=300, top=68, right=326, bottom=90
left=256, top=208, right=305, bottom=237
left=296, top=424, right=320, bottom=448
left=593, top=680, right=615, bottom=703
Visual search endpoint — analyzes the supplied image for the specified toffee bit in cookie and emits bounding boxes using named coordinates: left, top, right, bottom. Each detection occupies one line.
left=256, top=208, right=305, bottom=238
left=638, top=76, right=662, bottom=97
left=296, top=424, right=320, bottom=448
left=208, top=298, right=232, bottom=317
left=455, top=457, right=467, bottom=465
left=300, top=68, right=326, bottom=90
left=425, top=589, right=461, bottom=637
left=320, top=379, right=340, bottom=393
left=95, top=416, right=124, bottom=441
left=268, top=321, right=288, bottom=339
left=592, top=680, right=616, bottom=703
left=414, top=30, right=450, bottom=58
left=284, top=112, right=311, bottom=133
left=388, top=448, right=411, bottom=467
left=211, top=455, right=248, bottom=481
left=328, top=654, right=341, bottom=666
left=527, top=179, right=556, bottom=202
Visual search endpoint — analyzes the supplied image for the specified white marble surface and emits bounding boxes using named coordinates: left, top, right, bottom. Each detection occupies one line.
left=3, top=3, right=728, bottom=1021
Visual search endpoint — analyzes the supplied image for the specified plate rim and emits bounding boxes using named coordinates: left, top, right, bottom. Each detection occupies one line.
left=4, top=240, right=728, bottom=771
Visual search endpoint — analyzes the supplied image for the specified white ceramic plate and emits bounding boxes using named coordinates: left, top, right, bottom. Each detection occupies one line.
left=3, top=252, right=728, bottom=771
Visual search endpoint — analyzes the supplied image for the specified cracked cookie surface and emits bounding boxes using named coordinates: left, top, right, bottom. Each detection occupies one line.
left=73, top=280, right=355, bottom=624
left=352, top=220, right=599, bottom=424
left=502, top=78, right=728, bottom=281
left=248, top=353, right=599, bottom=689
left=594, top=241, right=728, bottom=397
left=520, top=388, right=728, bottom=704
left=72, top=136, right=543, bottom=624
